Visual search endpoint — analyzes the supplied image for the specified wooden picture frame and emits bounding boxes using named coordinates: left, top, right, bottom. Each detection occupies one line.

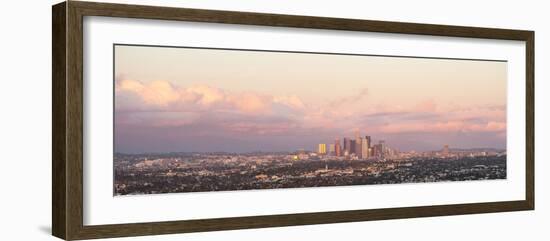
left=52, top=1, right=534, bottom=240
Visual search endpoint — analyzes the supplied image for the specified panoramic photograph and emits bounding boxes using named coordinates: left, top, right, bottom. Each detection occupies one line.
left=113, top=44, right=507, bottom=196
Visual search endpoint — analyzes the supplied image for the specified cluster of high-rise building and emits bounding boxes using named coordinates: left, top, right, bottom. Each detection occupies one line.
left=318, top=131, right=393, bottom=159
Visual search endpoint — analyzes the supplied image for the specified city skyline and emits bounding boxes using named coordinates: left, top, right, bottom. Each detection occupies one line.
left=114, top=129, right=505, bottom=155
left=115, top=45, right=507, bottom=154
left=114, top=139, right=504, bottom=156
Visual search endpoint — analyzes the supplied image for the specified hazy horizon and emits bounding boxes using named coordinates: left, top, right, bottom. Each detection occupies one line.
left=115, top=146, right=508, bottom=155
left=114, top=45, right=507, bottom=154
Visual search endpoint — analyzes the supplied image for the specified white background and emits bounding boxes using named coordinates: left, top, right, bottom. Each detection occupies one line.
left=0, top=0, right=547, bottom=240
left=84, top=16, right=525, bottom=225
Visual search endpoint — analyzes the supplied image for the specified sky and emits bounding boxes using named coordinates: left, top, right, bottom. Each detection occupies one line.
left=114, top=45, right=507, bottom=153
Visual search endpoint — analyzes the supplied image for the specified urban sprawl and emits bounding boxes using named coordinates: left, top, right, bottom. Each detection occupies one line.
left=114, top=131, right=506, bottom=195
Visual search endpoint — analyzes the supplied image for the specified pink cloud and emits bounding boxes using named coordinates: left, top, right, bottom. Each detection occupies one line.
left=117, top=79, right=180, bottom=107
left=184, top=85, right=225, bottom=106
left=225, top=122, right=296, bottom=135
left=273, top=95, right=306, bottom=110
left=415, top=99, right=437, bottom=112
left=227, top=92, right=271, bottom=114
left=378, top=120, right=506, bottom=134
left=115, top=79, right=506, bottom=142
left=116, top=79, right=306, bottom=115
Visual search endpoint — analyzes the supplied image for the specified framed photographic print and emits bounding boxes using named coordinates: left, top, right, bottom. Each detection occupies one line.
left=52, top=1, right=534, bottom=240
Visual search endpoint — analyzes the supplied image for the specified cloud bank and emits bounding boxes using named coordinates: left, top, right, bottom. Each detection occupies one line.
left=115, top=78, right=506, bottom=153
